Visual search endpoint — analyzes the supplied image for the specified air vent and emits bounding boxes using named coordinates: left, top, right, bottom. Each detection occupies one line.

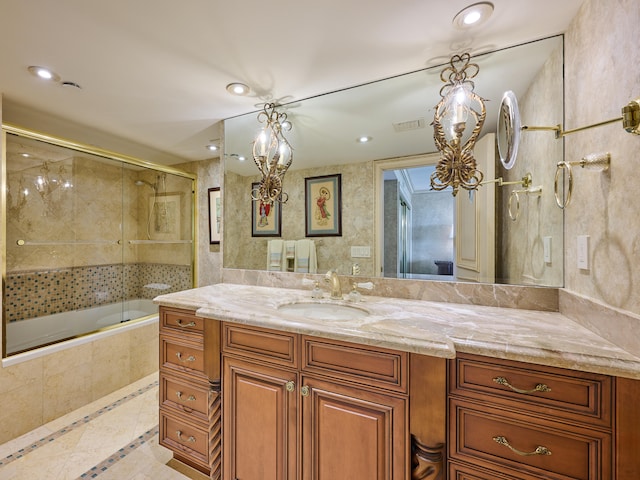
left=392, top=118, right=426, bottom=132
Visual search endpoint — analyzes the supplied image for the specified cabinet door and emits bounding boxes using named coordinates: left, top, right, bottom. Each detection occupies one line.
left=223, top=356, right=298, bottom=480
left=301, top=375, right=408, bottom=480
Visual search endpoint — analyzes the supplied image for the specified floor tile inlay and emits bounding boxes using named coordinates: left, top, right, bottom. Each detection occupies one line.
left=0, top=380, right=158, bottom=469
left=77, top=426, right=159, bottom=479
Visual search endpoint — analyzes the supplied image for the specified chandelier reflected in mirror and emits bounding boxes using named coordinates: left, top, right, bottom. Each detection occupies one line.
left=431, top=53, right=486, bottom=196
left=251, top=103, right=293, bottom=205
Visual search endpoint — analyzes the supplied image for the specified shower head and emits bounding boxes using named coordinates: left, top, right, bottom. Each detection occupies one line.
left=134, top=179, right=156, bottom=189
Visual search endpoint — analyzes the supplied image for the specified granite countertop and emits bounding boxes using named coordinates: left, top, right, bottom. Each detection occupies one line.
left=154, top=283, right=640, bottom=380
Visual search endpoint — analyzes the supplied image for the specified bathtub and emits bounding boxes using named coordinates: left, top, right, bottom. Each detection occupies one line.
left=4, top=299, right=158, bottom=357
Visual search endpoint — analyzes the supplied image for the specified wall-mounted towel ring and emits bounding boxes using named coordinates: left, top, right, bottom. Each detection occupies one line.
left=508, top=186, right=543, bottom=221
left=554, top=152, right=611, bottom=209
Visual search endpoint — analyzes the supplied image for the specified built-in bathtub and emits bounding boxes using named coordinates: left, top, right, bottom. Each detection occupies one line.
left=4, top=299, right=158, bottom=358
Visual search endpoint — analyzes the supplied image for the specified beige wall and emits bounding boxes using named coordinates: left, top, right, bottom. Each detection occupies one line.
left=498, top=44, right=564, bottom=286
left=563, top=0, right=640, bottom=315
left=225, top=161, right=375, bottom=276
left=175, top=156, right=223, bottom=287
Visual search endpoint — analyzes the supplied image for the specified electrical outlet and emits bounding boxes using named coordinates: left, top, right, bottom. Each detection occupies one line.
left=577, top=235, right=590, bottom=270
left=351, top=246, right=371, bottom=258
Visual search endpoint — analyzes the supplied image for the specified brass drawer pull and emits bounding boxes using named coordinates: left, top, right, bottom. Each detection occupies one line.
left=176, top=352, right=196, bottom=363
left=493, top=436, right=552, bottom=456
left=493, top=376, right=551, bottom=394
left=176, top=319, right=196, bottom=328
left=301, top=385, right=310, bottom=397
left=285, top=380, right=295, bottom=392
left=176, top=430, right=196, bottom=443
left=176, top=391, right=196, bottom=402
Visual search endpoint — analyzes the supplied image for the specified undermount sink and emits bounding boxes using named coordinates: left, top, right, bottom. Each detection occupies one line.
left=277, top=302, right=369, bottom=321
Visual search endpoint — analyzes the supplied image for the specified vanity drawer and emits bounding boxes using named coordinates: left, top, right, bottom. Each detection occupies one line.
left=161, top=307, right=204, bottom=336
left=222, top=323, right=298, bottom=368
left=449, top=353, right=612, bottom=428
left=301, top=336, right=407, bottom=393
left=160, top=410, right=209, bottom=470
left=449, top=398, right=611, bottom=480
left=448, top=460, right=524, bottom=480
left=161, top=332, right=207, bottom=380
left=160, top=373, right=210, bottom=422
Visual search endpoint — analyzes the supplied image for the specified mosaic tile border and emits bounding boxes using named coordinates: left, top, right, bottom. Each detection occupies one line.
left=4, top=263, right=192, bottom=322
left=0, top=380, right=158, bottom=469
left=77, top=426, right=159, bottom=479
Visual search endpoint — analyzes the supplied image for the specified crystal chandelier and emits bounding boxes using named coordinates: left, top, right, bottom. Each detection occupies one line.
left=251, top=103, right=293, bottom=205
left=431, top=53, right=486, bottom=196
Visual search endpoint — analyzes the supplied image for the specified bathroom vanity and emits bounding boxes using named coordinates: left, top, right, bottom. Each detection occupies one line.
left=155, top=283, right=640, bottom=479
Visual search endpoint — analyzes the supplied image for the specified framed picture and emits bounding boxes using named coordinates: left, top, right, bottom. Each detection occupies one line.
left=208, top=187, right=221, bottom=244
left=149, top=192, right=182, bottom=241
left=251, top=182, right=282, bottom=237
left=305, top=174, right=342, bottom=237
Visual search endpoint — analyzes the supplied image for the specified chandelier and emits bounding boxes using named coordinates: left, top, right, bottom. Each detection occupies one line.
left=431, top=53, right=486, bottom=196
left=251, top=103, right=293, bottom=205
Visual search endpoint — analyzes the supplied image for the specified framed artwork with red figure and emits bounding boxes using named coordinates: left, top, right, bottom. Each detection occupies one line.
left=304, top=174, right=342, bottom=237
left=251, top=182, right=282, bottom=237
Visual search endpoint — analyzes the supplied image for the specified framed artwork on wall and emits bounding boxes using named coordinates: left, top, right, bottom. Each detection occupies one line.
left=251, top=182, right=282, bottom=237
left=208, top=187, right=221, bottom=244
left=305, top=174, right=342, bottom=237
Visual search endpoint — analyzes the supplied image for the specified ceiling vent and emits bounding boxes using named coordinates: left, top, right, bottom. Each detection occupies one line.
left=392, top=118, right=426, bottom=132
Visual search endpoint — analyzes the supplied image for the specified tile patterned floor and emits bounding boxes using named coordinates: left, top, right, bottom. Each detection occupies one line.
left=0, top=372, right=203, bottom=480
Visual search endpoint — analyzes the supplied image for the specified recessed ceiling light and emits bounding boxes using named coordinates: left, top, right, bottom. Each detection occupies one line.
left=357, top=136, right=372, bottom=143
left=453, top=2, right=494, bottom=29
left=237, top=155, right=246, bottom=161
left=28, top=66, right=61, bottom=82
left=206, top=144, right=218, bottom=152
left=226, top=82, right=251, bottom=96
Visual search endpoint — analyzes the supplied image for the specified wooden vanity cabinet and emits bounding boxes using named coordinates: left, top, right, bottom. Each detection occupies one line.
left=159, top=307, right=222, bottom=477
left=448, top=352, right=640, bottom=480
left=222, top=322, right=409, bottom=480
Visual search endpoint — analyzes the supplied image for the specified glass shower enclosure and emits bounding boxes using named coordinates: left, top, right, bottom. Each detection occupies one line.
left=1, top=125, right=196, bottom=356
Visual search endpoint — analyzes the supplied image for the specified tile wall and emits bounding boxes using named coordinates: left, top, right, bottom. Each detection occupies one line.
left=4, top=263, right=192, bottom=322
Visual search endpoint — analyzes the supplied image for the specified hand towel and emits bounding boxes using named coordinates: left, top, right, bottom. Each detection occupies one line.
left=267, top=239, right=285, bottom=271
left=294, top=239, right=317, bottom=273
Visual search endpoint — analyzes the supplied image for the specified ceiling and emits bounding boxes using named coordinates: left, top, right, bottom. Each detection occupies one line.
left=0, top=0, right=585, bottom=165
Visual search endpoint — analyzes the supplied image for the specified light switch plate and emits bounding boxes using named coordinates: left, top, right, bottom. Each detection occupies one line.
left=577, top=235, right=590, bottom=270
left=543, top=236, right=552, bottom=263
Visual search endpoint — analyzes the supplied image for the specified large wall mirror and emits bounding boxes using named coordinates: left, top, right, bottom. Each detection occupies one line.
left=223, top=35, right=564, bottom=287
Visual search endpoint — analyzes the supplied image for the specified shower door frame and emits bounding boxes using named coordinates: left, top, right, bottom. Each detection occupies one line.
left=1, top=123, right=198, bottom=358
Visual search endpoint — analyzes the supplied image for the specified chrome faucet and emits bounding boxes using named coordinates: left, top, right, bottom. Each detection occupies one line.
left=324, top=270, right=343, bottom=300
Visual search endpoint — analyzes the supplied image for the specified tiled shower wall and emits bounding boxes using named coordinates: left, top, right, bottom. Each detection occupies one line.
left=4, top=263, right=191, bottom=322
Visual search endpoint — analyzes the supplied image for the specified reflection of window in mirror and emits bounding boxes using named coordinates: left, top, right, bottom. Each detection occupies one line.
left=377, top=156, right=455, bottom=280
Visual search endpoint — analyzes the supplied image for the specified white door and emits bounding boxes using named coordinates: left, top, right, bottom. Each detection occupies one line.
left=455, top=133, right=496, bottom=283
